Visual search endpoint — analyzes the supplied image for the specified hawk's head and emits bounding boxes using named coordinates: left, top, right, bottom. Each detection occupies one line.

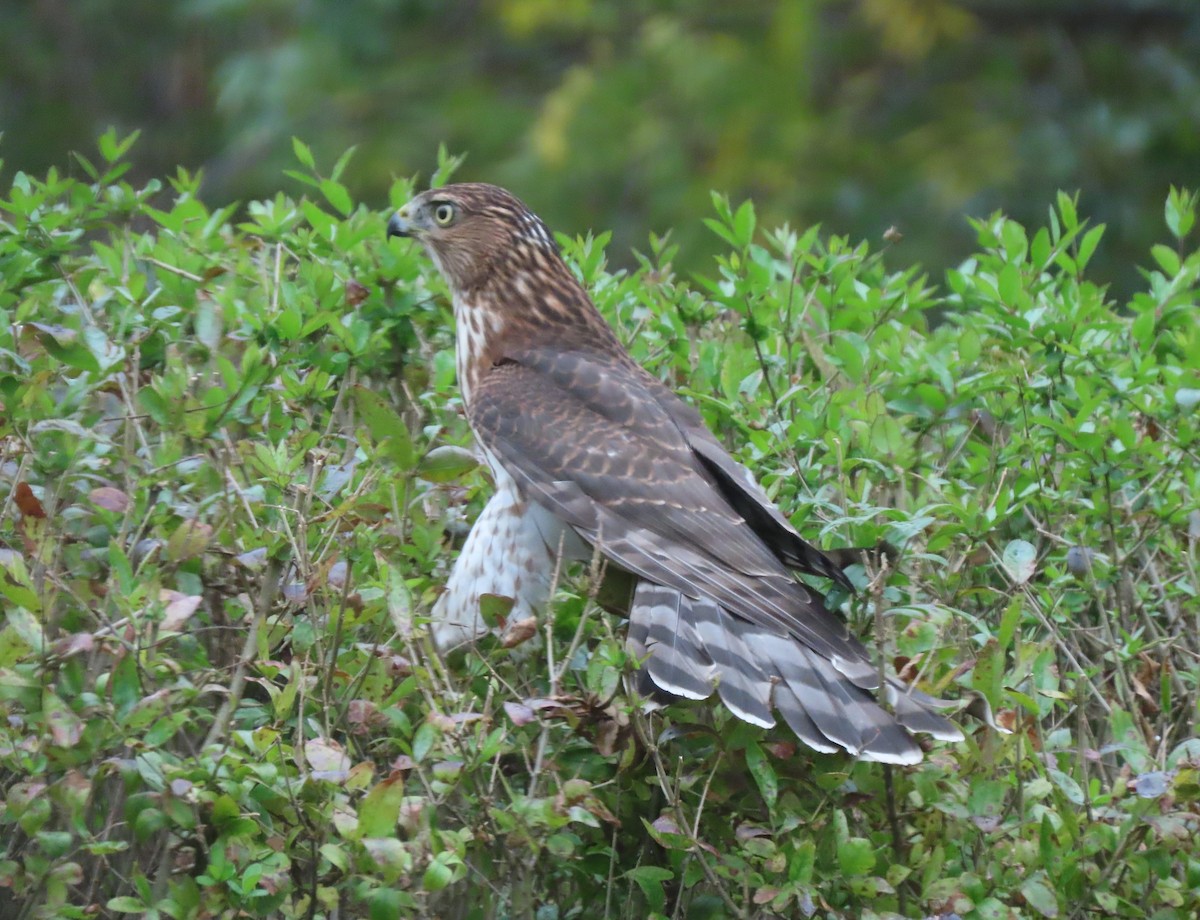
left=388, top=183, right=557, bottom=293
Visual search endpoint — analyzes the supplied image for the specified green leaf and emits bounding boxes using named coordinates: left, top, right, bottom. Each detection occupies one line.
left=1175, top=388, right=1200, bottom=410
left=411, top=720, right=440, bottom=763
left=836, top=837, right=875, bottom=877
left=1150, top=243, right=1181, bottom=276
left=422, top=856, right=454, bottom=892
left=358, top=774, right=405, bottom=839
left=415, top=445, right=479, bottom=482
left=626, top=866, right=672, bottom=913
left=320, top=178, right=353, bottom=217
left=732, top=199, right=756, bottom=248
left=34, top=325, right=100, bottom=373
left=1076, top=224, right=1104, bottom=270
left=478, top=593, right=515, bottom=628
left=997, top=597, right=1022, bottom=652
left=1056, top=191, right=1079, bottom=232
left=106, top=896, right=147, bottom=914
left=292, top=137, right=316, bottom=170
left=0, top=555, right=41, bottom=613
left=1165, top=186, right=1196, bottom=239
left=832, top=333, right=866, bottom=382
left=352, top=385, right=416, bottom=468
left=744, top=742, right=778, bottom=811
left=330, top=146, right=358, bottom=183
left=1021, top=875, right=1060, bottom=918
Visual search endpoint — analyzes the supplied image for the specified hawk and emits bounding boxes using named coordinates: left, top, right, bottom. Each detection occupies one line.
left=388, top=183, right=962, bottom=763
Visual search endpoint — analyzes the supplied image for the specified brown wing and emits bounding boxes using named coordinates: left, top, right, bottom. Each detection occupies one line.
left=469, top=345, right=877, bottom=683
left=469, top=346, right=962, bottom=761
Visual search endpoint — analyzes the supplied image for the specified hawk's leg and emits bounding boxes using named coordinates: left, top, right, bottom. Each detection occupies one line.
left=431, top=483, right=580, bottom=651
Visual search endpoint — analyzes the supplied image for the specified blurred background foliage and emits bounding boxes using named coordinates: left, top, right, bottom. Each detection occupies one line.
left=2, top=0, right=1199, bottom=296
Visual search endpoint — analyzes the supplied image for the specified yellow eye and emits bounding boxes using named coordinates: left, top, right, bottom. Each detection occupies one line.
left=433, top=202, right=455, bottom=226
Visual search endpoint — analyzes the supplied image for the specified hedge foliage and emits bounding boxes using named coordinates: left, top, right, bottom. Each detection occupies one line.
left=1, top=134, right=1199, bottom=919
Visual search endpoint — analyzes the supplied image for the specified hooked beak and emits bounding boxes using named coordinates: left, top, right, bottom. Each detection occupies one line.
left=387, top=209, right=415, bottom=239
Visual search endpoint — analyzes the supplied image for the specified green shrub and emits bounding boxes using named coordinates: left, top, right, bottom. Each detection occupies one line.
left=1, top=133, right=1198, bottom=919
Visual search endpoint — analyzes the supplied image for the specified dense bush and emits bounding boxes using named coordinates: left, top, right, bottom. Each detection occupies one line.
left=1, top=134, right=1198, bottom=918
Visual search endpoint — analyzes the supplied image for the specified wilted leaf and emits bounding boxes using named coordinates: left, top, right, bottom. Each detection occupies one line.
left=736, top=823, right=771, bottom=841
left=167, top=520, right=212, bottom=562
left=90, top=486, right=130, bottom=513
left=1175, top=388, right=1200, bottom=410
left=305, top=737, right=351, bottom=775
left=1001, top=539, right=1037, bottom=584
left=363, top=837, right=410, bottom=872
left=345, top=278, right=370, bottom=306
left=159, top=591, right=202, bottom=631
left=503, top=701, right=536, bottom=726
left=14, top=483, right=46, bottom=519
left=43, top=690, right=83, bottom=747
left=51, top=632, right=95, bottom=659
left=1132, top=770, right=1173, bottom=799
left=235, top=547, right=268, bottom=569
left=500, top=616, right=538, bottom=648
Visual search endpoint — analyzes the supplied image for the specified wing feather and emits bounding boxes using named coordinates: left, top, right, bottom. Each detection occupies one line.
left=469, top=346, right=959, bottom=758
left=469, top=349, right=871, bottom=669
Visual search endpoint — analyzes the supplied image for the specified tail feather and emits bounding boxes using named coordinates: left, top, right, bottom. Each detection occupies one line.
left=764, top=637, right=870, bottom=756
left=766, top=639, right=923, bottom=764
left=627, top=580, right=961, bottom=762
left=887, top=679, right=965, bottom=742
left=771, top=681, right=841, bottom=754
left=637, top=582, right=714, bottom=700
left=689, top=601, right=775, bottom=728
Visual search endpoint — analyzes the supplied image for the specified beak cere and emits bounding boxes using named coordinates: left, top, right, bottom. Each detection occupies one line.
left=387, top=210, right=413, bottom=239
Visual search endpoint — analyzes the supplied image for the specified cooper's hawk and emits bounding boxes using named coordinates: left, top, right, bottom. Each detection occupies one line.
left=388, top=183, right=962, bottom=763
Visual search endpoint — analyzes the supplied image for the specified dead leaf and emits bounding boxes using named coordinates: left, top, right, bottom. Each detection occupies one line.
left=501, top=616, right=539, bottom=648
left=14, top=482, right=46, bottom=519
left=345, top=279, right=370, bottom=306
left=304, top=737, right=351, bottom=774
left=504, top=701, right=536, bottom=726
left=90, top=486, right=130, bottom=513
left=159, top=592, right=203, bottom=631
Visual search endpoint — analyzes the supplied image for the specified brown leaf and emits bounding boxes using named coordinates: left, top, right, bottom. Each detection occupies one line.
left=304, top=737, right=351, bottom=774
left=14, top=482, right=46, bottom=519
left=160, top=592, right=203, bottom=631
left=427, top=712, right=457, bottom=732
left=504, top=701, right=536, bottom=726
left=1131, top=673, right=1160, bottom=715
left=753, top=888, right=782, bottom=906
left=44, top=692, right=83, bottom=747
left=500, top=616, right=539, bottom=648
left=651, top=814, right=683, bottom=836
left=736, top=823, right=771, bottom=841
left=90, top=486, right=130, bottom=513
left=763, top=741, right=796, bottom=759
left=347, top=699, right=386, bottom=731
left=345, top=279, right=370, bottom=306
left=51, top=632, right=95, bottom=659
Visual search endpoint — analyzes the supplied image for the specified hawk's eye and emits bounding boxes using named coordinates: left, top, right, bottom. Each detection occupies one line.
left=433, top=202, right=456, bottom=227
